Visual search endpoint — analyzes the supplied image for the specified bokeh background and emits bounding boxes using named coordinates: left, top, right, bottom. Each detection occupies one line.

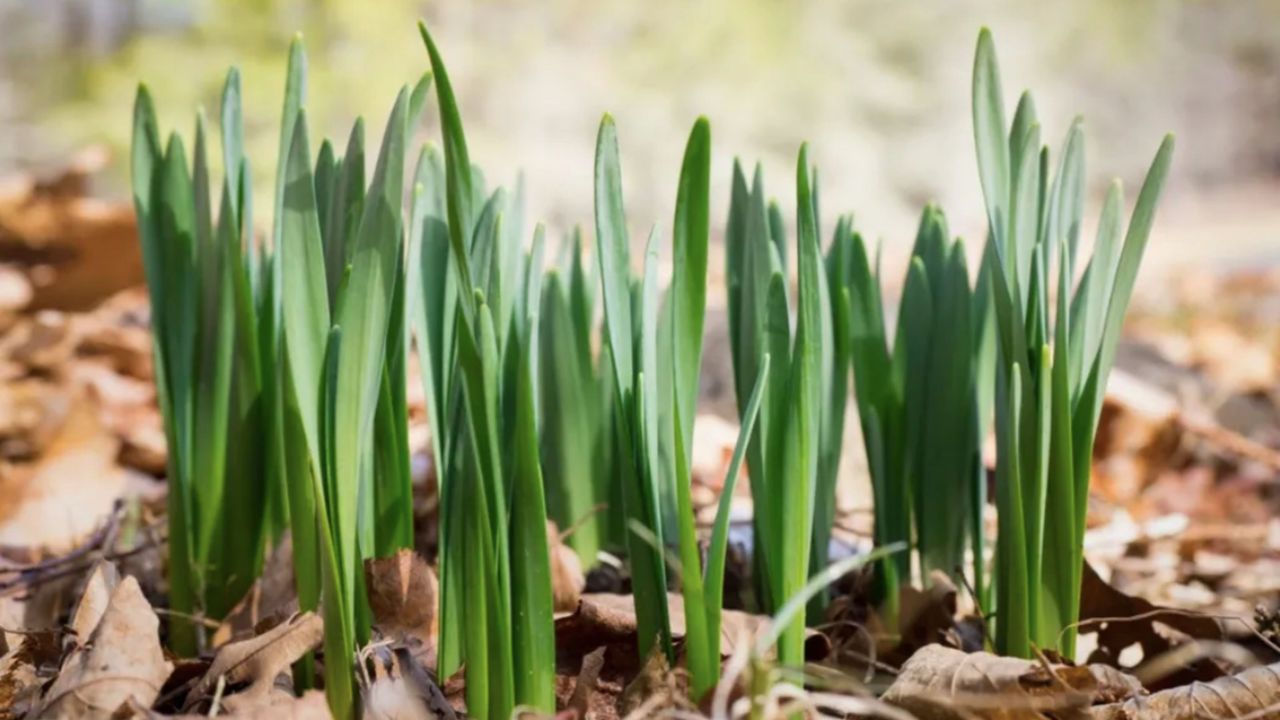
left=2, top=0, right=1279, bottom=282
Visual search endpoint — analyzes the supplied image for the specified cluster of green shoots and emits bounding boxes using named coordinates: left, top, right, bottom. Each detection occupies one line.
left=972, top=30, right=1174, bottom=658
left=131, top=22, right=1172, bottom=717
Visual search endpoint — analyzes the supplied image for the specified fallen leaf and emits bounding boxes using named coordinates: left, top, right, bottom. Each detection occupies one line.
left=34, top=575, right=173, bottom=718
left=0, top=151, right=142, bottom=312
left=68, top=559, right=120, bottom=645
left=618, top=642, right=692, bottom=718
left=1078, top=561, right=1227, bottom=690
left=365, top=549, right=437, bottom=651
left=564, top=646, right=607, bottom=719
left=0, top=631, right=59, bottom=719
left=555, top=592, right=830, bottom=681
left=0, top=264, right=31, bottom=315
left=894, top=570, right=960, bottom=658
left=213, top=537, right=299, bottom=647
left=0, top=395, right=126, bottom=554
left=1092, top=662, right=1280, bottom=720
left=4, top=310, right=79, bottom=373
left=549, top=522, right=585, bottom=613
left=129, top=688, right=331, bottom=719
left=188, top=612, right=323, bottom=712
left=881, top=644, right=1144, bottom=720
left=0, top=378, right=69, bottom=461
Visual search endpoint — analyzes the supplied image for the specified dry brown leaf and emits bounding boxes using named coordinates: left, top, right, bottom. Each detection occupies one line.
left=0, top=264, right=31, bottom=315
left=0, top=378, right=69, bottom=461
left=213, top=537, right=299, bottom=647
left=365, top=549, right=437, bottom=648
left=893, top=570, right=960, bottom=658
left=35, top=575, right=172, bottom=718
left=1078, top=561, right=1227, bottom=690
left=565, top=646, right=607, bottom=719
left=129, top=688, right=332, bottom=719
left=1092, top=662, right=1280, bottom=719
left=68, top=559, right=120, bottom=646
left=189, top=611, right=323, bottom=711
left=557, top=592, right=828, bottom=663
left=0, top=152, right=142, bottom=312
left=549, top=522, right=585, bottom=613
left=4, top=310, right=79, bottom=373
left=618, top=641, right=692, bottom=718
left=881, top=644, right=1144, bottom=720
left=0, top=395, right=126, bottom=554
left=77, top=292, right=154, bottom=380
left=0, top=631, right=59, bottom=719
left=0, top=572, right=78, bottom=651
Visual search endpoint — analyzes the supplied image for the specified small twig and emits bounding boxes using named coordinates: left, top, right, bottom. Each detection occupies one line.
left=1176, top=410, right=1280, bottom=473
left=954, top=564, right=994, bottom=649
left=559, top=503, right=609, bottom=543
left=153, top=607, right=221, bottom=631
left=0, top=501, right=124, bottom=578
left=1, top=527, right=166, bottom=599
left=813, top=619, right=896, bottom=681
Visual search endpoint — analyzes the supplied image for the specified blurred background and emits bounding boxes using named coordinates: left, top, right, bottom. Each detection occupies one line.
left=2, top=0, right=1279, bottom=282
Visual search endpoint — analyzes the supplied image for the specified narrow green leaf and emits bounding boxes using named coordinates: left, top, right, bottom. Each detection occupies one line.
left=705, top=353, right=768, bottom=680
left=594, top=114, right=635, bottom=400
left=973, top=27, right=1009, bottom=250
left=510, top=320, right=555, bottom=712
left=419, top=22, right=478, bottom=325
left=272, top=35, right=307, bottom=251
left=671, top=117, right=711, bottom=460
left=279, top=110, right=331, bottom=478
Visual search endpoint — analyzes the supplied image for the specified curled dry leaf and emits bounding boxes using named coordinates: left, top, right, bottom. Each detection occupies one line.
left=34, top=575, right=173, bottom=718
left=1093, top=662, right=1280, bottom=720
left=549, top=522, right=585, bottom=613
left=881, top=644, right=1144, bottom=720
left=365, top=548, right=437, bottom=648
left=189, top=611, right=323, bottom=712
left=891, top=570, right=961, bottom=661
left=213, top=537, right=299, bottom=647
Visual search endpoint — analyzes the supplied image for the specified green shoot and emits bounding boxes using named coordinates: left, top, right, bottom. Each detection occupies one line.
left=845, top=207, right=985, bottom=621
left=132, top=70, right=271, bottom=656
left=539, top=233, right=613, bottom=565
left=417, top=22, right=556, bottom=718
left=593, top=114, right=676, bottom=664
left=721, top=147, right=826, bottom=667
left=724, top=151, right=837, bottom=644
left=972, top=28, right=1174, bottom=657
